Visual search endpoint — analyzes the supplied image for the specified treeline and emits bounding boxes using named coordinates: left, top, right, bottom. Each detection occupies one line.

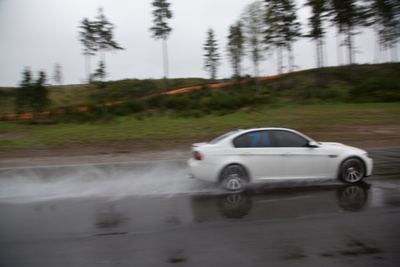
left=52, top=0, right=400, bottom=87
left=218, top=0, right=400, bottom=83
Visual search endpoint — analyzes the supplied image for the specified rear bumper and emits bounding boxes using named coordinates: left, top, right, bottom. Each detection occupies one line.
left=187, top=158, right=220, bottom=183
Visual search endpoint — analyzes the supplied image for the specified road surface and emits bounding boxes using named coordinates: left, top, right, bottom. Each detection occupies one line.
left=0, top=147, right=399, bottom=266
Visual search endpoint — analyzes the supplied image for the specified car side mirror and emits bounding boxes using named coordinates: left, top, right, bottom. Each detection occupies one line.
left=308, top=141, right=319, bottom=148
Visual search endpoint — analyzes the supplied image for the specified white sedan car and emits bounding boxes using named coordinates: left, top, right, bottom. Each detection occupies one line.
left=188, top=128, right=373, bottom=191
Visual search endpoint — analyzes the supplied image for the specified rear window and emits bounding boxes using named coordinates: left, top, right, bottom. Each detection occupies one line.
left=209, top=129, right=242, bottom=144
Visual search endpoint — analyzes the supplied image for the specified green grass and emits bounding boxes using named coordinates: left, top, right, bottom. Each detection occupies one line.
left=1, top=103, right=399, bottom=153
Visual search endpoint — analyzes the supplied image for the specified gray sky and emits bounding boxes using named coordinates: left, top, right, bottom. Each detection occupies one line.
left=0, top=0, right=378, bottom=87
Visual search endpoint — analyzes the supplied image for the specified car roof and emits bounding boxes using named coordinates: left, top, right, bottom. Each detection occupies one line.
left=221, top=127, right=301, bottom=140
left=236, top=127, right=295, bottom=133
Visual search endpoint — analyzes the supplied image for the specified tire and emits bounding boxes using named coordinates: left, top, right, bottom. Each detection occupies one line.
left=339, top=158, right=365, bottom=183
left=220, top=164, right=248, bottom=191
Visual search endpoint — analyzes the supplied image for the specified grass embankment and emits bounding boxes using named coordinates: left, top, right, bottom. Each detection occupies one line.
left=1, top=103, right=399, bottom=155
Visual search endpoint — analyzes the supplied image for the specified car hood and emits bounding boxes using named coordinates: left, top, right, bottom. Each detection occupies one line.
left=319, top=142, right=346, bottom=147
left=318, top=142, right=367, bottom=153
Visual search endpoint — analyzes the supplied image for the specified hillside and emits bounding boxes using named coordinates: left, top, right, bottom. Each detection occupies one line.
left=1, top=63, right=399, bottom=120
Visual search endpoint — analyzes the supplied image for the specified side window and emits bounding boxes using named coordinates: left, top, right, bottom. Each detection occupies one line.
left=233, top=131, right=273, bottom=148
left=272, top=130, right=309, bottom=147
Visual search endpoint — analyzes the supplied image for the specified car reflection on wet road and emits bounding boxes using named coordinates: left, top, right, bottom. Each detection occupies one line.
left=0, top=147, right=399, bottom=266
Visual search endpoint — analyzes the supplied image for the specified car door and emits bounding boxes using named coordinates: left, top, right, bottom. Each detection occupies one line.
left=271, top=130, right=329, bottom=179
left=233, top=130, right=283, bottom=180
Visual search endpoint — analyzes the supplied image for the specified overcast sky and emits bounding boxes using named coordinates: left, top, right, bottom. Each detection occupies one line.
left=0, top=0, right=378, bottom=87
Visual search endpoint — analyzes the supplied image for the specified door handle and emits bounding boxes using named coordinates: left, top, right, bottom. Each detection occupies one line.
left=282, top=152, right=291, bottom=157
left=242, top=152, right=252, bottom=156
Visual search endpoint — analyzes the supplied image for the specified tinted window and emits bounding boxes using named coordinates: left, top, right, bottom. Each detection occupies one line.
left=272, top=130, right=309, bottom=147
left=233, top=131, right=274, bottom=148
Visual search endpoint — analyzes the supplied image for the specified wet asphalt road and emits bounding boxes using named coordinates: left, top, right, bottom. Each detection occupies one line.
left=0, top=147, right=399, bottom=267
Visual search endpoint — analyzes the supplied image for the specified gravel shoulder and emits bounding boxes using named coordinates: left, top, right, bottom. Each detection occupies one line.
left=1, top=124, right=400, bottom=168
left=1, top=135, right=399, bottom=168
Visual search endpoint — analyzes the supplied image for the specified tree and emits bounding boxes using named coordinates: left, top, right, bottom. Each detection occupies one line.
left=227, top=21, right=245, bottom=82
left=264, top=0, right=301, bottom=73
left=328, top=0, right=370, bottom=66
left=94, top=8, right=124, bottom=65
left=32, top=71, right=48, bottom=113
left=369, top=0, right=400, bottom=62
left=16, top=68, right=49, bottom=114
left=79, top=8, right=124, bottom=83
left=305, top=0, right=329, bottom=69
left=203, top=29, right=220, bottom=80
left=53, top=63, right=63, bottom=85
left=92, top=61, right=107, bottom=82
left=150, top=0, right=173, bottom=80
left=79, top=18, right=97, bottom=83
left=16, top=67, right=33, bottom=113
left=241, top=1, right=265, bottom=92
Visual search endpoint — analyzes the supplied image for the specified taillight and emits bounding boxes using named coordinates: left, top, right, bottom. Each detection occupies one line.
left=193, top=151, right=203, bottom=160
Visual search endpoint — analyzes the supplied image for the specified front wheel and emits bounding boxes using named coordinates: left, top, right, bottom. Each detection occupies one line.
left=339, top=158, right=365, bottom=183
left=220, top=164, right=248, bottom=191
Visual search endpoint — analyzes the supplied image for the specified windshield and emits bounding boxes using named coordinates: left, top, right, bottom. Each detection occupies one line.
left=209, top=129, right=242, bottom=144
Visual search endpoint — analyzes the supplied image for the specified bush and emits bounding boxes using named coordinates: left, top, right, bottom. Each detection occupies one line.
left=205, top=94, right=240, bottom=110
left=349, top=77, right=400, bottom=102
left=107, top=101, right=144, bottom=116
left=165, top=95, right=192, bottom=110
left=146, top=94, right=168, bottom=109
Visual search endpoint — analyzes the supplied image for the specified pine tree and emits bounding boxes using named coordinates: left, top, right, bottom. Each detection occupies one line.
left=264, top=0, right=301, bottom=73
left=79, top=8, right=124, bottom=83
left=227, top=21, right=245, bottom=81
left=203, top=29, right=220, bottom=80
left=79, top=18, right=97, bottom=83
left=16, top=67, right=33, bottom=113
left=32, top=71, right=48, bottom=113
left=329, top=0, right=370, bottom=65
left=95, top=8, right=124, bottom=65
left=305, top=0, right=329, bottom=69
left=53, top=63, right=63, bottom=85
left=150, top=0, right=173, bottom=80
left=16, top=68, right=49, bottom=114
left=370, top=0, right=400, bottom=62
left=241, top=1, right=265, bottom=92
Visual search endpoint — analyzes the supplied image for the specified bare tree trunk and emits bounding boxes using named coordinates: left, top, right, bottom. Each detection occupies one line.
left=277, top=46, right=283, bottom=74
left=347, top=29, right=354, bottom=65
left=253, top=60, right=260, bottom=94
left=162, top=39, right=169, bottom=79
left=315, top=38, right=324, bottom=69
left=85, top=53, right=91, bottom=83
left=161, top=39, right=169, bottom=90
left=336, top=32, right=343, bottom=66
left=390, top=43, right=398, bottom=62
left=287, top=44, right=294, bottom=72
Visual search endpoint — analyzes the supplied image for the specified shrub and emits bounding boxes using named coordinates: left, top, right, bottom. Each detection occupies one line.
left=349, top=77, right=400, bottom=102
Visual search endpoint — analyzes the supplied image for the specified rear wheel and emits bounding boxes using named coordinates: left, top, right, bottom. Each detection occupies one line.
left=339, top=158, right=365, bottom=183
left=220, top=164, right=248, bottom=191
